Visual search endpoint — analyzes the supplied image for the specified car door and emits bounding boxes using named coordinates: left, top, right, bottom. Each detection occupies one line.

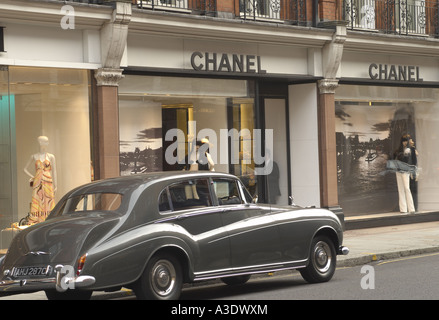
left=212, top=178, right=282, bottom=271
left=159, top=178, right=230, bottom=274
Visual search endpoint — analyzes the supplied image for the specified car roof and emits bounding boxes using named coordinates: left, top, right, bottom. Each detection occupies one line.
left=66, top=171, right=238, bottom=196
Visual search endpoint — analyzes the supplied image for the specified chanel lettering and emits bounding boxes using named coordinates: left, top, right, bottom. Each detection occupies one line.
left=191, top=52, right=267, bottom=74
left=369, top=63, right=423, bottom=82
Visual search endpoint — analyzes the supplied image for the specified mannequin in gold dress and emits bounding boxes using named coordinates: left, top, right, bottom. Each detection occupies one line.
left=23, top=136, right=57, bottom=224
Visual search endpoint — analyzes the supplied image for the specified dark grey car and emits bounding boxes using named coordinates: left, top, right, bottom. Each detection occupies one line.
left=0, top=171, right=348, bottom=300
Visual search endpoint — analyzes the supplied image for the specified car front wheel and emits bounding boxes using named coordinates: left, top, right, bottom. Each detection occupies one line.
left=299, top=235, right=336, bottom=283
left=134, top=253, right=183, bottom=300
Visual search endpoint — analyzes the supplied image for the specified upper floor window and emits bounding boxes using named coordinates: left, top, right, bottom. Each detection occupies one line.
left=137, top=0, right=190, bottom=11
left=345, top=0, right=428, bottom=35
left=240, top=0, right=281, bottom=20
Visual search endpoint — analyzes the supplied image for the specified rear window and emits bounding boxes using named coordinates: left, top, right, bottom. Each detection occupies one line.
left=55, top=193, right=123, bottom=215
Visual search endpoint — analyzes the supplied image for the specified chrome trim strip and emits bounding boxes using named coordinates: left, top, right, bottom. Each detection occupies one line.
left=193, top=259, right=308, bottom=281
left=194, top=264, right=307, bottom=281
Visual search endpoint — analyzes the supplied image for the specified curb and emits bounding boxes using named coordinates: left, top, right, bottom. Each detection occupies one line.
left=337, top=246, right=439, bottom=268
left=344, top=211, right=439, bottom=230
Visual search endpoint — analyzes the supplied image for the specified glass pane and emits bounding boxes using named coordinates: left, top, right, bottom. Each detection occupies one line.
left=12, top=67, right=92, bottom=224
left=213, top=179, right=244, bottom=205
left=0, top=66, right=14, bottom=254
left=168, top=179, right=212, bottom=211
left=158, top=189, right=171, bottom=212
left=57, top=193, right=122, bottom=214
left=335, top=85, right=439, bottom=216
left=227, top=98, right=258, bottom=198
left=118, top=75, right=254, bottom=177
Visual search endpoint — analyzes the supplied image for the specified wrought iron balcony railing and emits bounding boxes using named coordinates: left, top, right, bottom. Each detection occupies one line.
left=344, top=0, right=439, bottom=36
left=59, top=0, right=439, bottom=37
left=58, top=0, right=309, bottom=26
left=136, top=0, right=216, bottom=14
left=239, top=0, right=308, bottom=25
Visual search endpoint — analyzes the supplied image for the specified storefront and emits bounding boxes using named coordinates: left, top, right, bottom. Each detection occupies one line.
left=0, top=66, right=93, bottom=251
left=337, top=52, right=439, bottom=216
left=118, top=33, right=324, bottom=209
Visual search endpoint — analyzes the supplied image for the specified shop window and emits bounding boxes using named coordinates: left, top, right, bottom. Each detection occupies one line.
left=118, top=75, right=259, bottom=194
left=335, top=85, right=439, bottom=216
left=0, top=67, right=92, bottom=252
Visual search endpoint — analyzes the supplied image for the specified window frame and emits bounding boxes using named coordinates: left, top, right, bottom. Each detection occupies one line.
left=158, top=178, right=213, bottom=214
left=211, top=178, right=249, bottom=206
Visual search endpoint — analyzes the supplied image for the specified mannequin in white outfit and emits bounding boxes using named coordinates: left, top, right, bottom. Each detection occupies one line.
left=393, top=134, right=415, bottom=214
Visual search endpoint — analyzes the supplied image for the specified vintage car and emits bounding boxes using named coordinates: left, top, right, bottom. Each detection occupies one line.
left=0, top=171, right=348, bottom=300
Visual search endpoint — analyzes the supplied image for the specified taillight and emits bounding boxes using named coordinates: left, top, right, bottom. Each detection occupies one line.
left=77, top=254, right=87, bottom=276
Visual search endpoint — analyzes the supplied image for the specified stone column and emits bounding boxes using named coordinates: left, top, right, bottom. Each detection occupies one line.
left=317, top=22, right=346, bottom=218
left=94, top=68, right=125, bottom=179
left=317, top=79, right=340, bottom=211
left=94, top=1, right=131, bottom=180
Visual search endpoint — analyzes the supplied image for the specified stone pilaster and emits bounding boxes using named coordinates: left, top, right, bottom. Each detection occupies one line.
left=317, top=79, right=339, bottom=211
left=94, top=2, right=131, bottom=180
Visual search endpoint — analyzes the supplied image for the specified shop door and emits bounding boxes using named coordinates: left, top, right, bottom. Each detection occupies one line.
left=264, top=98, right=289, bottom=205
left=162, top=105, right=193, bottom=171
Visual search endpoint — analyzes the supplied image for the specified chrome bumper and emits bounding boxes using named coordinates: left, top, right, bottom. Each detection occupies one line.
left=0, top=265, right=95, bottom=294
left=54, top=264, right=95, bottom=292
left=338, top=246, right=350, bottom=255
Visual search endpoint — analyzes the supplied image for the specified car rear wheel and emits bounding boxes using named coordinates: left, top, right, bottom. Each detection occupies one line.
left=299, top=235, right=336, bottom=283
left=134, top=253, right=183, bottom=300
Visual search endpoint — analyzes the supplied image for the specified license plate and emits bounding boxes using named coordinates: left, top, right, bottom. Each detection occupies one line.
left=11, top=265, right=52, bottom=277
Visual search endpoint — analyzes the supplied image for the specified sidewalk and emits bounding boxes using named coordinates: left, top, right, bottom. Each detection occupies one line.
left=338, top=214, right=439, bottom=267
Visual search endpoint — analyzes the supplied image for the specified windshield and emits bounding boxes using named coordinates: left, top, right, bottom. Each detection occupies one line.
left=53, top=193, right=123, bottom=216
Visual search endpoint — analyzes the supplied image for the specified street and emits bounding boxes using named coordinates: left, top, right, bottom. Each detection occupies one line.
left=1, top=252, right=438, bottom=300
left=180, top=252, right=439, bottom=300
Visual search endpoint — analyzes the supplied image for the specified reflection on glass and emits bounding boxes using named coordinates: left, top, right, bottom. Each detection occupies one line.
left=335, top=85, right=439, bottom=216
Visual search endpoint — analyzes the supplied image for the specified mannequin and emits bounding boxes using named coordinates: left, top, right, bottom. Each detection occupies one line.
left=23, top=136, right=57, bottom=224
left=393, top=134, right=415, bottom=214
left=188, top=138, right=215, bottom=172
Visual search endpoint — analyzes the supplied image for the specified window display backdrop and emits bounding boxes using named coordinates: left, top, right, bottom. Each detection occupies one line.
left=118, top=75, right=256, bottom=181
left=335, top=85, right=439, bottom=216
left=5, top=67, right=92, bottom=234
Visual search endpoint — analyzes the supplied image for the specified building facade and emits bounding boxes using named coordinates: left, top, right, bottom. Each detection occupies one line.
left=1, top=0, right=439, bottom=250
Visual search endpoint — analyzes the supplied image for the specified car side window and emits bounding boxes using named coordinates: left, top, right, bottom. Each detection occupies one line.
left=160, top=179, right=212, bottom=213
left=212, top=179, right=244, bottom=205
left=158, top=189, right=171, bottom=212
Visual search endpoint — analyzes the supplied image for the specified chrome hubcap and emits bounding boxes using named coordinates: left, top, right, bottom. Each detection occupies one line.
left=313, top=241, right=332, bottom=273
left=151, top=259, right=176, bottom=297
